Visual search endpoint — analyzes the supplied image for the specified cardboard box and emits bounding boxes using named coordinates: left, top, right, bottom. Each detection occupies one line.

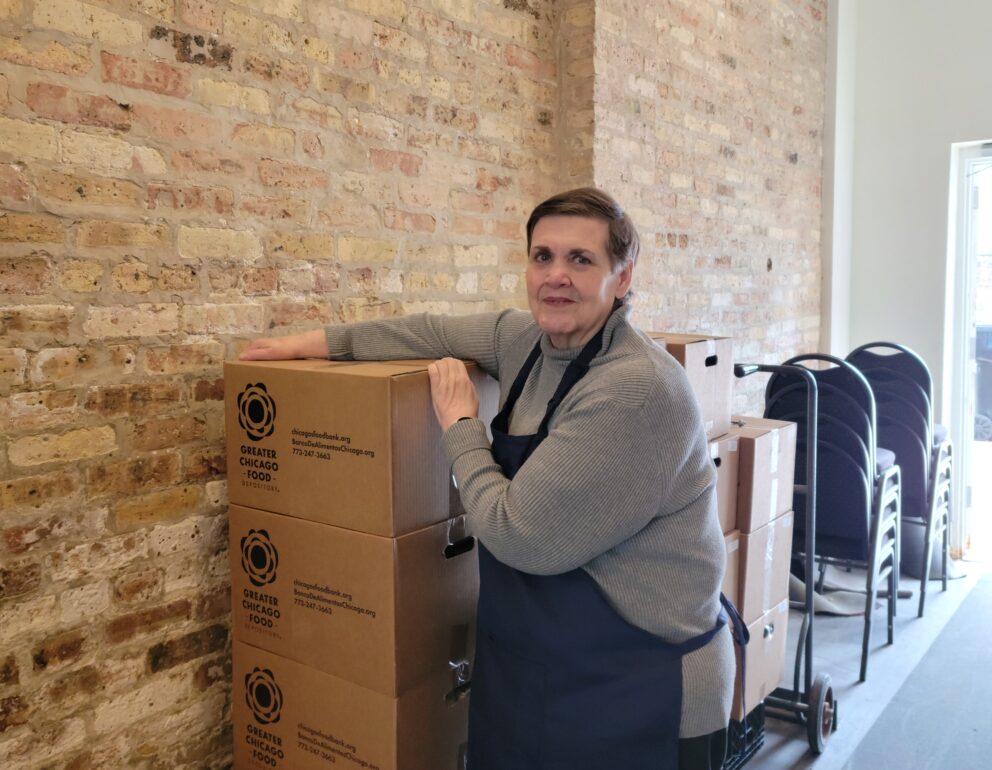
left=648, top=332, right=733, bottom=439
left=723, top=530, right=740, bottom=606
left=225, top=359, right=498, bottom=536
left=710, top=434, right=740, bottom=533
left=230, top=504, right=479, bottom=697
left=233, top=640, right=469, bottom=770
left=731, top=599, right=789, bottom=720
left=731, top=415, right=797, bottom=533
left=738, top=511, right=794, bottom=625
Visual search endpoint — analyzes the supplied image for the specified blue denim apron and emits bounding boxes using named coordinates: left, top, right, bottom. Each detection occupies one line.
left=467, top=325, right=744, bottom=770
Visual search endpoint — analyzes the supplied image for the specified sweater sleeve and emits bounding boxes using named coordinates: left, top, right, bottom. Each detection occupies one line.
left=442, top=377, right=711, bottom=575
left=323, top=310, right=531, bottom=378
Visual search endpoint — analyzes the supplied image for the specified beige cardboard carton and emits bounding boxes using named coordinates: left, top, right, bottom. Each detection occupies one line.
left=225, top=359, right=498, bottom=536
left=731, top=415, right=797, bottom=533
left=233, top=640, right=469, bottom=770
left=738, top=511, right=794, bottom=625
left=731, top=599, right=789, bottom=720
left=723, top=530, right=741, bottom=606
left=230, top=504, right=478, bottom=697
left=710, top=433, right=740, bottom=533
left=648, top=332, right=733, bottom=439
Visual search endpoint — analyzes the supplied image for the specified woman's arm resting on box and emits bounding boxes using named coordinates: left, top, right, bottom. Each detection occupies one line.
left=240, top=329, right=326, bottom=360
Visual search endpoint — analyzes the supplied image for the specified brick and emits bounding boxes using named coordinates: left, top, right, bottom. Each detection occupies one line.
left=237, top=267, right=269, bottom=295
left=149, top=24, right=233, bottom=70
left=177, top=226, right=262, bottom=261
left=451, top=190, right=493, bottom=213
left=238, top=194, right=309, bottom=223
left=232, top=123, right=295, bottom=156
left=144, top=342, right=224, bottom=375
left=454, top=244, right=499, bottom=267
left=34, top=344, right=127, bottom=389
left=131, top=414, right=206, bottom=451
left=319, top=197, right=380, bottom=227
left=192, top=377, right=223, bottom=401
left=1, top=469, right=78, bottom=509
left=9, top=426, right=117, bottom=467
left=171, top=149, right=249, bottom=177
left=370, top=148, right=423, bottom=176
left=83, top=304, right=179, bottom=338
left=0, top=347, right=27, bottom=387
left=0, top=163, right=30, bottom=203
left=265, top=231, right=333, bottom=260
left=196, top=586, right=230, bottom=621
left=183, top=447, right=225, bottom=481
left=27, top=82, right=131, bottom=130
left=110, top=259, right=153, bottom=293
left=223, top=8, right=294, bottom=54
left=0, top=305, right=74, bottom=338
left=309, top=3, right=374, bottom=42
left=242, top=51, right=310, bottom=89
left=113, top=568, right=163, bottom=604
left=47, top=530, right=145, bottom=583
left=383, top=208, right=436, bottom=233
left=0, top=72, right=7, bottom=109
left=195, top=78, right=270, bottom=114
left=104, top=599, right=190, bottom=643
left=77, top=220, right=168, bottom=249
left=55, top=261, right=102, bottom=293
left=33, top=0, right=143, bottom=45
left=59, top=581, right=111, bottom=625
left=290, top=96, right=344, bottom=129
left=42, top=666, right=103, bottom=714
left=278, top=265, right=315, bottom=293
left=113, top=484, right=201, bottom=530
left=373, top=21, right=428, bottom=61
left=1, top=256, right=53, bottom=294
left=301, top=131, right=323, bottom=158
left=87, top=453, right=180, bottom=496
left=346, top=107, right=403, bottom=142
left=37, top=171, right=142, bottom=208
left=0, top=560, right=42, bottom=600
left=0, top=0, right=21, bottom=19
left=232, top=0, right=301, bottom=20
left=109, top=0, right=174, bottom=21
left=132, top=104, right=223, bottom=143
left=0, top=36, right=90, bottom=74
left=148, top=183, right=234, bottom=214
left=181, top=303, right=264, bottom=334
left=178, top=0, right=222, bottom=32
left=158, top=264, right=198, bottom=290
left=398, top=179, right=449, bottom=209
left=0, top=212, right=63, bottom=244
left=84, top=382, right=181, bottom=417
left=339, top=236, right=398, bottom=263
left=0, top=655, right=17, bottom=685
left=100, top=52, right=191, bottom=97
left=148, top=624, right=227, bottom=673
left=3, top=500, right=100, bottom=563
left=258, top=158, right=328, bottom=189
left=61, top=131, right=133, bottom=173
left=301, top=35, right=335, bottom=65
left=452, top=216, right=485, bottom=235
left=0, top=695, right=30, bottom=733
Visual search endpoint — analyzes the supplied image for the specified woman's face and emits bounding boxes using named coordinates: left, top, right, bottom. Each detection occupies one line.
left=526, top=215, right=633, bottom=349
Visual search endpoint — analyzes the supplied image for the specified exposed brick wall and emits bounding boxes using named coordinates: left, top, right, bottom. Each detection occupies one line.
left=593, top=0, right=827, bottom=411
left=1, top=1, right=557, bottom=766
left=1, top=0, right=826, bottom=765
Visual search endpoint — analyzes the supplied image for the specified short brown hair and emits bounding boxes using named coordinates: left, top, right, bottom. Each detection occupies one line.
left=525, top=187, right=640, bottom=271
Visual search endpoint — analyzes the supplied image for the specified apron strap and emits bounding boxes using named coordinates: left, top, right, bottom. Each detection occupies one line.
left=720, top=593, right=751, bottom=744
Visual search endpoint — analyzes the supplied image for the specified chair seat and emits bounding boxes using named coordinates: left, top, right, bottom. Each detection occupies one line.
left=933, top=422, right=948, bottom=446
left=877, top=446, right=897, bottom=473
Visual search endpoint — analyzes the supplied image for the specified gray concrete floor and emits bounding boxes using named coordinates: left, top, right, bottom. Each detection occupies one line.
left=747, top=440, right=992, bottom=769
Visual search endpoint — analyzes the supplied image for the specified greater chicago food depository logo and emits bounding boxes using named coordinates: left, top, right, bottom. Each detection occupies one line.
left=241, top=529, right=279, bottom=587
left=245, top=667, right=283, bottom=725
left=237, top=383, right=276, bottom=441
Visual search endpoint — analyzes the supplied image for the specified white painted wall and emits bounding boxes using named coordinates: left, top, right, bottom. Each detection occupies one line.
left=847, top=0, right=992, bottom=421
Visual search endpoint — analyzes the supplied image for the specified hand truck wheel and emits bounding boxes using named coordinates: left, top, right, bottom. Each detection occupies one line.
left=806, top=672, right=835, bottom=754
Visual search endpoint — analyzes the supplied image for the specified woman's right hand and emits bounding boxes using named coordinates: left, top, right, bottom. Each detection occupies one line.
left=239, top=329, right=326, bottom=361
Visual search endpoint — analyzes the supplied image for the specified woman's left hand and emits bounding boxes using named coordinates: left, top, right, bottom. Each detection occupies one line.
left=428, top=358, right=479, bottom=432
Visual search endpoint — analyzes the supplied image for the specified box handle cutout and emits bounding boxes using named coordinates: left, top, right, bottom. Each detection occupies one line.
left=713, top=457, right=722, bottom=468
left=445, top=680, right=472, bottom=705
left=705, top=354, right=719, bottom=367
left=444, top=537, right=476, bottom=559
left=763, top=622, right=775, bottom=639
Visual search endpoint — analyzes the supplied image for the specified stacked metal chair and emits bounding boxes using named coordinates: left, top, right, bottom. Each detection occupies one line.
left=765, top=354, right=901, bottom=682
left=846, top=343, right=953, bottom=617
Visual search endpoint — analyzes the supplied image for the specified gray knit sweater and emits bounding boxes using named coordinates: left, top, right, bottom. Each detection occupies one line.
left=325, top=305, right=734, bottom=737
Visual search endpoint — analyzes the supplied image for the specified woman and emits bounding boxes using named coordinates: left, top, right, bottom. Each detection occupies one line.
left=241, top=188, right=736, bottom=770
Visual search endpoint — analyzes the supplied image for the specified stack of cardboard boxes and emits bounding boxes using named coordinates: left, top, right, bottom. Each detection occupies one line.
left=649, top=333, right=798, bottom=721
left=224, top=358, right=497, bottom=770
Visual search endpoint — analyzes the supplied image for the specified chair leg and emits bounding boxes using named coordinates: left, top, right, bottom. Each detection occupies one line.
left=942, top=480, right=951, bottom=593
left=861, top=542, right=880, bottom=683
left=887, top=559, right=896, bottom=645
left=918, top=513, right=934, bottom=618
